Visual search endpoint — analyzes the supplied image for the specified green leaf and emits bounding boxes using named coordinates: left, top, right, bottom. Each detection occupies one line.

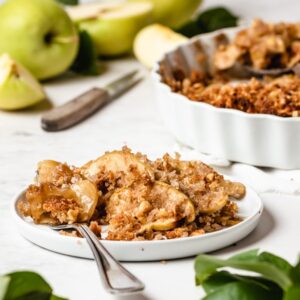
left=55, top=0, right=78, bottom=6
left=290, top=257, right=300, bottom=283
left=195, top=250, right=292, bottom=290
left=202, top=271, right=283, bottom=297
left=284, top=258, right=300, bottom=300
left=4, top=271, right=52, bottom=299
left=202, top=281, right=282, bottom=300
left=50, top=295, right=68, bottom=300
left=0, top=276, right=10, bottom=300
left=284, top=285, right=300, bottom=300
left=177, top=6, right=238, bottom=38
left=71, top=30, right=101, bottom=76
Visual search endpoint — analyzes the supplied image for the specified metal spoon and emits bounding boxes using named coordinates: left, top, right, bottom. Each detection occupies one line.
left=242, top=62, right=300, bottom=77
left=52, top=223, right=145, bottom=295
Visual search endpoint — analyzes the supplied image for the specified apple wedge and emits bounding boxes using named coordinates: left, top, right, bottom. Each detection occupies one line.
left=133, top=24, right=188, bottom=68
left=67, top=2, right=153, bottom=56
left=0, top=54, right=45, bottom=110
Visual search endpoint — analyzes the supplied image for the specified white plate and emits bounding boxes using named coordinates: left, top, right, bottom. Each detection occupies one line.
left=12, top=182, right=263, bottom=261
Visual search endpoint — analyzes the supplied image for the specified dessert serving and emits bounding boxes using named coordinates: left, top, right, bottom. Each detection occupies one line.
left=153, top=19, right=300, bottom=168
left=18, top=147, right=246, bottom=241
left=160, top=19, right=300, bottom=118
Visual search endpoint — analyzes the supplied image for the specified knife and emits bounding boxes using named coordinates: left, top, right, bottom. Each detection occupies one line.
left=41, top=70, right=142, bottom=132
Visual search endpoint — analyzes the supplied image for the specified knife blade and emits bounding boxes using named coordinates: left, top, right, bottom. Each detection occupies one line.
left=41, top=70, right=142, bottom=132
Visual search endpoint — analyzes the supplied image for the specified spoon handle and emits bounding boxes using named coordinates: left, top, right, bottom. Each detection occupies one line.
left=77, top=224, right=145, bottom=294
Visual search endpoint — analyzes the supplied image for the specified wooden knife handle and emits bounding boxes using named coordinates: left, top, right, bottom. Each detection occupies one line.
left=41, top=87, right=109, bottom=132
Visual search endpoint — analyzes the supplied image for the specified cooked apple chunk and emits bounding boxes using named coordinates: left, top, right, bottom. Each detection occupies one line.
left=107, top=181, right=195, bottom=233
left=23, top=180, right=98, bottom=225
left=152, top=154, right=245, bottom=214
left=81, top=147, right=154, bottom=190
left=37, top=160, right=75, bottom=186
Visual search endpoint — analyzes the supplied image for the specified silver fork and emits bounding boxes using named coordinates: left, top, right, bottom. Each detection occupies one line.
left=51, top=223, right=145, bottom=295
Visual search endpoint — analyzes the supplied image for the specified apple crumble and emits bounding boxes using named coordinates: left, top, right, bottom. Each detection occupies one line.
left=214, top=19, right=300, bottom=70
left=160, top=19, right=300, bottom=117
left=18, top=147, right=246, bottom=241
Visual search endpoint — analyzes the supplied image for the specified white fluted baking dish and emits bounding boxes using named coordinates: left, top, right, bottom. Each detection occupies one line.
left=152, top=28, right=300, bottom=169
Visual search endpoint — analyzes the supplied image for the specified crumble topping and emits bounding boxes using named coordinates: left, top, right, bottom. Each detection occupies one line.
left=214, top=19, right=300, bottom=70
left=19, top=147, right=245, bottom=241
left=164, top=72, right=300, bottom=117
left=160, top=19, right=300, bottom=117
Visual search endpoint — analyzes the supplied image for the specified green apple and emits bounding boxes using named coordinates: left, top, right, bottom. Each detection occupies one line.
left=129, top=0, right=202, bottom=29
left=0, top=0, right=79, bottom=80
left=67, top=2, right=153, bottom=56
left=0, top=54, right=45, bottom=110
left=134, top=24, right=188, bottom=68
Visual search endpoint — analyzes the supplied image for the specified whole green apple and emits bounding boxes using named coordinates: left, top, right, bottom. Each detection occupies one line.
left=67, top=2, right=153, bottom=57
left=0, top=0, right=79, bottom=80
left=0, top=53, right=45, bottom=110
left=130, top=0, right=202, bottom=29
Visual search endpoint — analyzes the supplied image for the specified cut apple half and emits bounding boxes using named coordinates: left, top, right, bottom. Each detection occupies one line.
left=134, top=24, right=188, bottom=68
left=67, top=2, right=153, bottom=56
left=0, top=53, right=45, bottom=110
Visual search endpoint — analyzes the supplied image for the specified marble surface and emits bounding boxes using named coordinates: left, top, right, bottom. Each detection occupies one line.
left=1, top=0, right=300, bottom=299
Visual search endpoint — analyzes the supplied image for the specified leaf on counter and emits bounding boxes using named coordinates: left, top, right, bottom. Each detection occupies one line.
left=284, top=258, right=300, bottom=300
left=55, top=0, right=78, bottom=6
left=202, top=271, right=283, bottom=298
left=202, top=281, right=282, bottom=300
left=195, top=249, right=292, bottom=290
left=1, top=271, right=68, bottom=300
left=177, top=6, right=238, bottom=38
left=71, top=30, right=101, bottom=76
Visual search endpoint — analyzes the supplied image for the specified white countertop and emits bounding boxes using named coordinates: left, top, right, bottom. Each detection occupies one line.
left=1, top=1, right=300, bottom=299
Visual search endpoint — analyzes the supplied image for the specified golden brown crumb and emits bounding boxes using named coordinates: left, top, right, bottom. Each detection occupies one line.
left=20, top=148, right=245, bottom=241
left=215, top=19, right=300, bottom=70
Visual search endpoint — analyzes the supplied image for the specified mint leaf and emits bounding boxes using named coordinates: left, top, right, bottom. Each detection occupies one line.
left=202, top=281, right=282, bottom=300
left=284, top=258, right=300, bottom=300
left=177, top=7, right=238, bottom=38
left=71, top=30, right=101, bottom=76
left=203, top=271, right=283, bottom=297
left=197, top=7, right=238, bottom=33
left=4, top=271, right=52, bottom=299
left=50, top=295, right=68, bottom=300
left=1, top=271, right=68, bottom=300
left=55, top=0, right=78, bottom=5
left=195, top=250, right=292, bottom=290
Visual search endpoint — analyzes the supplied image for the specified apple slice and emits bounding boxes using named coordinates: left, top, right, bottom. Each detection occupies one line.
left=133, top=24, right=188, bottom=68
left=67, top=2, right=153, bottom=56
left=0, top=54, right=45, bottom=110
